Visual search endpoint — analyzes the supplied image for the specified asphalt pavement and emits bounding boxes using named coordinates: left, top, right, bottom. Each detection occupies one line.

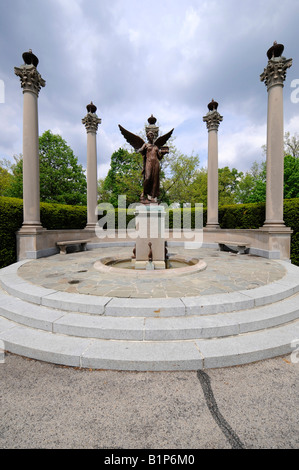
left=0, top=352, right=298, bottom=450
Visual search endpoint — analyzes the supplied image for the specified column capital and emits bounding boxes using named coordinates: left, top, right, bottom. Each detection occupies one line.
left=203, top=109, right=223, bottom=132
left=260, top=56, right=292, bottom=90
left=14, top=64, right=46, bottom=96
left=82, top=102, right=101, bottom=133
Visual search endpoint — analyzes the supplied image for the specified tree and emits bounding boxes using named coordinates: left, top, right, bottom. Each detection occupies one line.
left=284, top=132, right=299, bottom=158
left=100, top=144, right=201, bottom=207
left=236, top=153, right=299, bottom=203
left=100, top=131, right=299, bottom=209
left=218, top=166, right=241, bottom=205
left=5, top=131, right=87, bottom=205
left=284, top=155, right=299, bottom=199
left=262, top=131, right=299, bottom=158
left=0, top=155, right=23, bottom=199
left=0, top=160, right=14, bottom=197
left=234, top=172, right=255, bottom=204
left=235, top=161, right=266, bottom=204
left=162, top=152, right=200, bottom=205
left=101, top=148, right=143, bottom=207
left=189, top=167, right=208, bottom=206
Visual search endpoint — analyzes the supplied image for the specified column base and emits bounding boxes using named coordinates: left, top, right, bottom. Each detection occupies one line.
left=261, top=221, right=286, bottom=230
left=205, top=223, right=221, bottom=230
left=17, top=225, right=47, bottom=261
left=85, top=223, right=97, bottom=231
left=18, top=224, right=45, bottom=234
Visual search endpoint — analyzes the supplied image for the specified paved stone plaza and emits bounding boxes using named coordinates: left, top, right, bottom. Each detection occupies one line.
left=18, top=246, right=286, bottom=298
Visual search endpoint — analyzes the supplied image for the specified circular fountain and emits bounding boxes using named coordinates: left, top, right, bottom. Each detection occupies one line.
left=94, top=253, right=207, bottom=277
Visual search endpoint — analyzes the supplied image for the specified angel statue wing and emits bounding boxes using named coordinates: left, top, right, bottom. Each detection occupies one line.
left=118, top=125, right=145, bottom=151
left=154, top=128, right=174, bottom=148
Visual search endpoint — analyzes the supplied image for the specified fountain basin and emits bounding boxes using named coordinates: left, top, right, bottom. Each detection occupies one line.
left=94, top=255, right=207, bottom=278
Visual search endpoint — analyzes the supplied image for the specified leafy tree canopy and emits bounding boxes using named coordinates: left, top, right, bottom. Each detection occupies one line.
left=102, top=148, right=143, bottom=207
left=0, top=166, right=14, bottom=196
left=3, top=130, right=87, bottom=205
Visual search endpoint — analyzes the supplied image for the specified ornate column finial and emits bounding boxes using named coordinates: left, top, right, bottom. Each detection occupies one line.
left=145, top=114, right=159, bottom=140
left=203, top=100, right=223, bottom=131
left=260, top=42, right=292, bottom=90
left=82, top=102, right=101, bottom=133
left=14, top=50, right=46, bottom=96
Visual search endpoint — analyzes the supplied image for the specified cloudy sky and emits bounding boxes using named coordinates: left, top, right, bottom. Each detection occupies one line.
left=0, top=0, right=298, bottom=179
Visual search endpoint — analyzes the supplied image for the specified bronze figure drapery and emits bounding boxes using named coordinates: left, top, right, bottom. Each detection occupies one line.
left=118, top=118, right=174, bottom=204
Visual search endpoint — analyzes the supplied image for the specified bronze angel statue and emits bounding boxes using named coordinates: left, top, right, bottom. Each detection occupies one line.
left=118, top=117, right=174, bottom=204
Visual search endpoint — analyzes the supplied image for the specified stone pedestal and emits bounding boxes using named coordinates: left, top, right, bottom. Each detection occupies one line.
left=133, top=205, right=166, bottom=270
left=260, top=43, right=292, bottom=228
left=14, top=50, right=45, bottom=231
left=203, top=100, right=223, bottom=229
left=82, top=102, right=101, bottom=230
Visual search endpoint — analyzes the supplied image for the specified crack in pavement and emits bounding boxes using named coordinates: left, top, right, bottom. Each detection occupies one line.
left=197, top=370, right=245, bottom=449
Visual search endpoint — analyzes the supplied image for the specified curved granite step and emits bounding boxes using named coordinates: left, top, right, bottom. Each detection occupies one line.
left=0, top=259, right=299, bottom=370
left=0, top=316, right=298, bottom=371
left=0, top=288, right=298, bottom=341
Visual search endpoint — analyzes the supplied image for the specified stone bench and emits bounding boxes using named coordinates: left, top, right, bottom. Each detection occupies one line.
left=217, top=240, right=251, bottom=255
left=56, top=240, right=90, bottom=255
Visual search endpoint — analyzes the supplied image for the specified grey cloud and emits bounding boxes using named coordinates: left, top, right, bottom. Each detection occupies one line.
left=1, top=0, right=298, bottom=175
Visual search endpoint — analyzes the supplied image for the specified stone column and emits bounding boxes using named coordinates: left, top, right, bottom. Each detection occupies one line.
left=82, top=102, right=101, bottom=229
left=260, top=42, right=292, bottom=227
left=203, top=99, right=223, bottom=229
left=14, top=50, right=45, bottom=230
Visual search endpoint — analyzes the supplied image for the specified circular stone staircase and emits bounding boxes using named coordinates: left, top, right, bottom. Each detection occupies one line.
left=0, top=257, right=299, bottom=371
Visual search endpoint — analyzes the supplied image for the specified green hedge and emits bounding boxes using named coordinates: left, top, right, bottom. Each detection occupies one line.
left=0, top=197, right=87, bottom=269
left=283, top=199, right=299, bottom=267
left=219, top=202, right=265, bottom=229
left=218, top=199, right=299, bottom=266
left=40, top=201, right=86, bottom=230
left=1, top=196, right=298, bottom=268
left=0, top=197, right=23, bottom=269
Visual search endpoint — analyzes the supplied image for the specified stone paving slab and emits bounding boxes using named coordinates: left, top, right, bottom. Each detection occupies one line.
left=0, top=256, right=297, bottom=318
left=16, top=247, right=287, bottom=299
